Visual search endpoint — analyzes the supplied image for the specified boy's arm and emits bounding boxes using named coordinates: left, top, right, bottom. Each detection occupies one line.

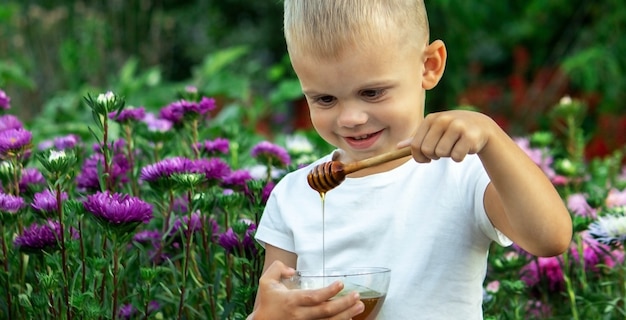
left=479, top=124, right=572, bottom=257
left=403, top=110, right=572, bottom=257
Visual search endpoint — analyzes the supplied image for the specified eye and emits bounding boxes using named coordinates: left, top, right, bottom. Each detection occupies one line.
left=359, top=89, right=385, bottom=100
left=312, top=95, right=336, bottom=107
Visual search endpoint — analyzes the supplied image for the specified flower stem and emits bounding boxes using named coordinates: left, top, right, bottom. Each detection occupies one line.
left=55, top=184, right=71, bottom=320
left=177, top=191, right=195, bottom=319
left=562, top=253, right=580, bottom=320
left=79, top=219, right=86, bottom=293
left=112, top=243, right=120, bottom=320
left=123, top=124, right=139, bottom=196
left=1, top=223, right=13, bottom=320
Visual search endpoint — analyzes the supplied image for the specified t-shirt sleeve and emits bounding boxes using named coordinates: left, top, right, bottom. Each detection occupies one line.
left=470, top=158, right=513, bottom=247
left=254, top=180, right=297, bottom=253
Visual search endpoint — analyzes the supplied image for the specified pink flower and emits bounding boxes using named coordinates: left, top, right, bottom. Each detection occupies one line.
left=606, top=188, right=626, bottom=208
left=567, top=193, right=597, bottom=218
left=520, top=256, right=564, bottom=291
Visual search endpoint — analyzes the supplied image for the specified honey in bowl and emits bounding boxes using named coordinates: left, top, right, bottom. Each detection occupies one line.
left=282, top=267, right=391, bottom=320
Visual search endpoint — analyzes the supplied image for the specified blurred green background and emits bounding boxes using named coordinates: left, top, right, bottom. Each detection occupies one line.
left=1, top=0, right=625, bottom=154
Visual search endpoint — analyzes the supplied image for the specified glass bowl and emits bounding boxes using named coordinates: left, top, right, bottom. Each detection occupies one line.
left=282, top=267, right=391, bottom=320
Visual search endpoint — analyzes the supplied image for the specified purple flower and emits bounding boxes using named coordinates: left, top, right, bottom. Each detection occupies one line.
left=109, top=106, right=146, bottom=123
left=191, top=158, right=230, bottom=181
left=218, top=222, right=258, bottom=258
left=198, top=138, right=230, bottom=155
left=0, top=128, right=32, bottom=156
left=0, top=89, right=10, bottom=110
left=13, top=220, right=67, bottom=253
left=54, top=134, right=81, bottom=150
left=159, top=97, right=216, bottom=124
left=261, top=180, right=276, bottom=204
left=140, top=157, right=195, bottom=182
left=0, top=193, right=24, bottom=214
left=133, top=230, right=161, bottom=244
left=251, top=141, right=291, bottom=167
left=168, top=211, right=205, bottom=238
left=222, top=170, right=253, bottom=190
left=520, top=256, right=564, bottom=291
left=142, top=112, right=173, bottom=132
left=31, top=189, right=68, bottom=216
left=118, top=304, right=136, bottom=319
left=0, top=114, right=23, bottom=132
left=77, top=151, right=130, bottom=192
left=19, top=167, right=46, bottom=193
left=83, top=191, right=153, bottom=226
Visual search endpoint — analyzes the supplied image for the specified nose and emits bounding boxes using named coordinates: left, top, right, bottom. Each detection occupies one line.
left=336, top=102, right=368, bottom=128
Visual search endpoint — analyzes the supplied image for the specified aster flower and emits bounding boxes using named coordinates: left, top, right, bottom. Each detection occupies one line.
left=76, top=151, right=130, bottom=192
left=0, top=192, right=24, bottom=215
left=567, top=193, right=597, bottom=219
left=118, top=304, right=136, bottom=319
left=142, top=112, right=173, bottom=133
left=83, top=191, right=153, bottom=236
left=197, top=138, right=230, bottom=155
left=520, top=256, right=564, bottom=291
left=133, top=229, right=161, bottom=245
left=191, top=158, right=230, bottom=182
left=18, top=167, right=46, bottom=194
left=222, top=169, right=253, bottom=191
left=606, top=188, right=626, bottom=208
left=159, top=97, right=216, bottom=124
left=251, top=141, right=291, bottom=167
left=168, top=211, right=205, bottom=238
left=0, top=114, right=23, bottom=132
left=285, top=134, right=314, bottom=155
left=0, top=128, right=32, bottom=157
left=218, top=222, right=258, bottom=258
left=54, top=134, right=81, bottom=150
left=31, top=189, right=68, bottom=217
left=13, top=219, right=73, bottom=253
left=109, top=106, right=146, bottom=123
left=87, top=91, right=125, bottom=115
left=0, top=89, right=10, bottom=109
left=588, top=206, right=626, bottom=247
left=139, top=157, right=195, bottom=190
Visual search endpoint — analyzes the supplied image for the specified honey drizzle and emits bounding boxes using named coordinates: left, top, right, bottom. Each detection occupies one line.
left=320, top=192, right=326, bottom=275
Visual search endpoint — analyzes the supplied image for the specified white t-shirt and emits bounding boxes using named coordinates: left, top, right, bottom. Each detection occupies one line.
left=255, top=152, right=511, bottom=319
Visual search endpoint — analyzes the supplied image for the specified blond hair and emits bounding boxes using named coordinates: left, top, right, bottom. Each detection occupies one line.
left=284, top=0, right=430, bottom=60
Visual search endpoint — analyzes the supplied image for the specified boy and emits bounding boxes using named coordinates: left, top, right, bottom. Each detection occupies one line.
left=249, top=0, right=572, bottom=319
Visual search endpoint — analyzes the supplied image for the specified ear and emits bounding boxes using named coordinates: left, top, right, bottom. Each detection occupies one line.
left=422, top=40, right=447, bottom=90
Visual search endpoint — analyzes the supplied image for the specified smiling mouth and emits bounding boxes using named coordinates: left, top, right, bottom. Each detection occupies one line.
left=350, top=133, right=373, bottom=140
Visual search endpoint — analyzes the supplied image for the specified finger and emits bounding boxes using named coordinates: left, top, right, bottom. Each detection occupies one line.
left=260, top=261, right=295, bottom=289
left=327, top=297, right=365, bottom=320
left=297, top=281, right=345, bottom=307
left=411, top=117, right=433, bottom=163
left=433, top=128, right=461, bottom=160
left=304, top=290, right=363, bottom=319
left=418, top=118, right=448, bottom=161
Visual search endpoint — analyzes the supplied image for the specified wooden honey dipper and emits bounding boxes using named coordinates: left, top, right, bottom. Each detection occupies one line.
left=307, top=147, right=412, bottom=194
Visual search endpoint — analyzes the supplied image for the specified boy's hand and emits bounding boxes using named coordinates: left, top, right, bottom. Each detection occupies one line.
left=400, top=110, right=496, bottom=163
left=251, top=261, right=365, bottom=320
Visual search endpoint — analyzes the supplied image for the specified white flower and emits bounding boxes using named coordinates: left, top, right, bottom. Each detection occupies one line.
left=96, top=91, right=115, bottom=105
left=588, top=207, right=626, bottom=246
left=285, top=134, right=313, bottom=154
left=559, top=95, right=572, bottom=105
left=48, top=150, right=66, bottom=162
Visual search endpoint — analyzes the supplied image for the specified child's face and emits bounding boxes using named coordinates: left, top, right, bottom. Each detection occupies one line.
left=291, top=40, right=427, bottom=162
